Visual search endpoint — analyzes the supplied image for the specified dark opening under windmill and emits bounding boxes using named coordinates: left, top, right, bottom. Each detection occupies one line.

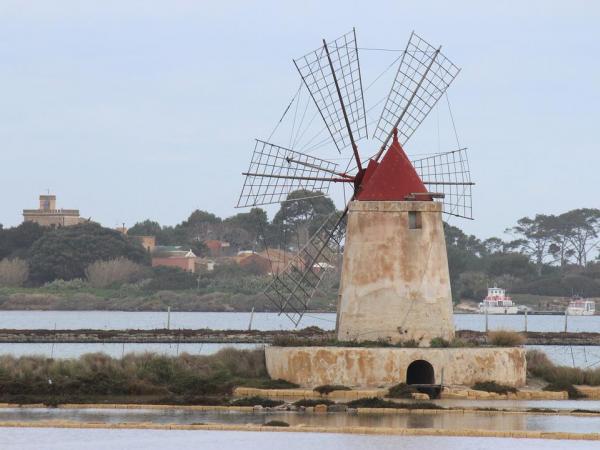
left=237, top=30, right=473, bottom=342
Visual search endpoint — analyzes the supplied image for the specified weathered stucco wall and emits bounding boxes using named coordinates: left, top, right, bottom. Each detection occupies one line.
left=265, top=346, right=527, bottom=387
left=336, top=201, right=454, bottom=343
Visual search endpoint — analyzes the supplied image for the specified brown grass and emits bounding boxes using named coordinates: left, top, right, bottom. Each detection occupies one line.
left=85, top=258, right=147, bottom=288
left=0, top=348, right=268, bottom=400
left=0, top=258, right=29, bottom=287
left=487, top=330, right=525, bottom=346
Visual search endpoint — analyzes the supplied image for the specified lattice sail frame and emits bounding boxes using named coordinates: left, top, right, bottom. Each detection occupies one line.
left=264, top=211, right=346, bottom=326
left=237, top=140, right=341, bottom=208
left=412, top=148, right=473, bottom=219
left=373, top=32, right=460, bottom=146
left=293, top=29, right=368, bottom=153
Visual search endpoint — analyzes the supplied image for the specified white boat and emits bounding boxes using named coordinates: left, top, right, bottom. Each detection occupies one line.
left=566, top=297, right=595, bottom=316
left=478, top=287, right=519, bottom=314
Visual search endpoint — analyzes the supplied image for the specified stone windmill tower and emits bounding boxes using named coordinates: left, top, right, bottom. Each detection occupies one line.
left=237, top=30, right=473, bottom=345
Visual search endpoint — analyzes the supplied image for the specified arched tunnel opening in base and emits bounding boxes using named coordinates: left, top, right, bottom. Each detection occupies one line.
left=405, top=359, right=441, bottom=399
left=406, top=360, right=435, bottom=384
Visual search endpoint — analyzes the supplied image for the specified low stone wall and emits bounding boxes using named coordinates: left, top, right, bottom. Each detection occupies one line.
left=265, top=346, right=526, bottom=387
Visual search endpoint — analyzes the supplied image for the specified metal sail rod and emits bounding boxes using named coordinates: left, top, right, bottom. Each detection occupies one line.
left=285, top=157, right=354, bottom=179
left=242, top=172, right=353, bottom=183
left=374, top=46, right=442, bottom=163
left=422, top=181, right=475, bottom=185
left=277, top=207, right=348, bottom=314
left=322, top=39, right=363, bottom=173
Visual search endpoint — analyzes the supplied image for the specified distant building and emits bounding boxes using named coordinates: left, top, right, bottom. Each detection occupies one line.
left=131, top=235, right=156, bottom=252
left=234, top=251, right=272, bottom=275
left=151, top=246, right=196, bottom=273
left=23, top=194, right=84, bottom=227
left=204, top=239, right=232, bottom=257
left=195, top=258, right=216, bottom=272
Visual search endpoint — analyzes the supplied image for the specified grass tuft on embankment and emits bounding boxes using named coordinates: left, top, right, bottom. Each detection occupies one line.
left=526, top=349, right=600, bottom=398
left=0, top=348, right=272, bottom=404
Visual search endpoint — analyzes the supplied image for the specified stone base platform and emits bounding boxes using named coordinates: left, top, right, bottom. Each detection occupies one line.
left=265, top=346, right=526, bottom=388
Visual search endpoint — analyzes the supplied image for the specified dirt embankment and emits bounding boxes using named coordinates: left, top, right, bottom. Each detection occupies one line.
left=0, top=328, right=599, bottom=345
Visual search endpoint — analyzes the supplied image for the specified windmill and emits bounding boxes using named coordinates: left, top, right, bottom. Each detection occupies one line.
left=237, top=30, right=473, bottom=341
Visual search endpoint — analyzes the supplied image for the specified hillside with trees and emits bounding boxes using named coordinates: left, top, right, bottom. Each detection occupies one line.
left=0, top=192, right=599, bottom=311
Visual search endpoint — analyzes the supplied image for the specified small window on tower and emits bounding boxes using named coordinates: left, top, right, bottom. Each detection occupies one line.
left=408, top=211, right=422, bottom=229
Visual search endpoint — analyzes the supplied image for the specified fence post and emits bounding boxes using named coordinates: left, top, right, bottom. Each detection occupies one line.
left=167, top=306, right=171, bottom=330
left=564, top=310, right=568, bottom=333
left=485, top=308, right=489, bottom=332
left=524, top=310, right=528, bottom=333
left=248, top=306, right=255, bottom=331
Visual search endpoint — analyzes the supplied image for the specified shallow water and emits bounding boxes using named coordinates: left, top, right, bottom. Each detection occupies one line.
left=0, top=407, right=599, bottom=434
left=2, top=428, right=595, bottom=450
left=0, top=342, right=264, bottom=358
left=0, top=311, right=598, bottom=333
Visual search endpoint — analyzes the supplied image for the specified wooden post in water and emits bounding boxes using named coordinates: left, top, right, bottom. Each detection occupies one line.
left=248, top=306, right=255, bottom=331
left=524, top=310, right=528, bottom=332
left=564, top=310, right=568, bottom=333
left=167, top=306, right=171, bottom=330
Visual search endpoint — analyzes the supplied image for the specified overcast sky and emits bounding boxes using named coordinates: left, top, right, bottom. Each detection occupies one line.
left=1, top=0, right=598, bottom=239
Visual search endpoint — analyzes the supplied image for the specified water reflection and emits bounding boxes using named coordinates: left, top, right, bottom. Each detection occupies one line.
left=0, top=407, right=598, bottom=434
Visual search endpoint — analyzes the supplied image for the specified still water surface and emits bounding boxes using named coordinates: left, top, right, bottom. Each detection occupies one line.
left=0, top=407, right=599, bottom=433
left=2, top=428, right=594, bottom=450
left=0, top=311, right=599, bottom=333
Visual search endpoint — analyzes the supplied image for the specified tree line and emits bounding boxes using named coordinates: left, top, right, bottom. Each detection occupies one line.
left=1, top=191, right=599, bottom=300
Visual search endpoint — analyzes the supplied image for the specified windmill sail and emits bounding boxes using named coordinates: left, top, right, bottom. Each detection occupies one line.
left=372, top=32, right=460, bottom=148
left=236, top=139, right=348, bottom=208
left=411, top=148, right=473, bottom=219
left=294, top=29, right=367, bottom=153
left=264, top=210, right=346, bottom=326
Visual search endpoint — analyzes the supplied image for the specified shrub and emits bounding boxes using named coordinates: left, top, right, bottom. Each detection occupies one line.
left=429, top=337, right=450, bottom=348
left=345, top=397, right=443, bottom=409
left=293, top=398, right=334, bottom=407
left=85, top=258, right=147, bottom=288
left=264, top=420, right=289, bottom=427
left=313, top=384, right=351, bottom=395
left=251, top=379, right=299, bottom=389
left=487, top=330, right=525, bottom=346
left=387, top=383, right=418, bottom=399
left=146, top=266, right=197, bottom=291
left=0, top=258, right=29, bottom=287
left=526, top=349, right=600, bottom=387
left=472, top=381, right=517, bottom=395
left=543, top=381, right=586, bottom=399
left=43, top=278, right=87, bottom=290
left=0, top=348, right=269, bottom=402
left=28, top=222, right=149, bottom=284
left=229, top=396, right=283, bottom=407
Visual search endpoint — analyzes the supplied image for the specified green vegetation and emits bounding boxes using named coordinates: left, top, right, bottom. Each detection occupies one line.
left=0, top=348, right=276, bottom=404
left=229, top=396, right=283, bottom=407
left=293, top=398, right=334, bottom=407
left=487, top=330, right=525, bottom=346
left=313, top=384, right=351, bottom=395
left=571, top=409, right=600, bottom=414
left=387, top=383, right=418, bottom=399
left=28, top=223, right=149, bottom=284
left=264, top=420, right=290, bottom=427
left=2, top=194, right=600, bottom=310
left=543, top=381, right=586, bottom=400
left=345, top=397, right=444, bottom=410
left=471, top=381, right=518, bottom=395
left=526, top=349, right=600, bottom=398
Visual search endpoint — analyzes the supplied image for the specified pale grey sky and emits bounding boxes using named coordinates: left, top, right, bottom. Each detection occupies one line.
left=1, top=0, right=598, bottom=239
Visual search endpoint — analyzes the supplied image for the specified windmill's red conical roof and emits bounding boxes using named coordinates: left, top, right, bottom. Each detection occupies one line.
left=356, top=132, right=430, bottom=201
